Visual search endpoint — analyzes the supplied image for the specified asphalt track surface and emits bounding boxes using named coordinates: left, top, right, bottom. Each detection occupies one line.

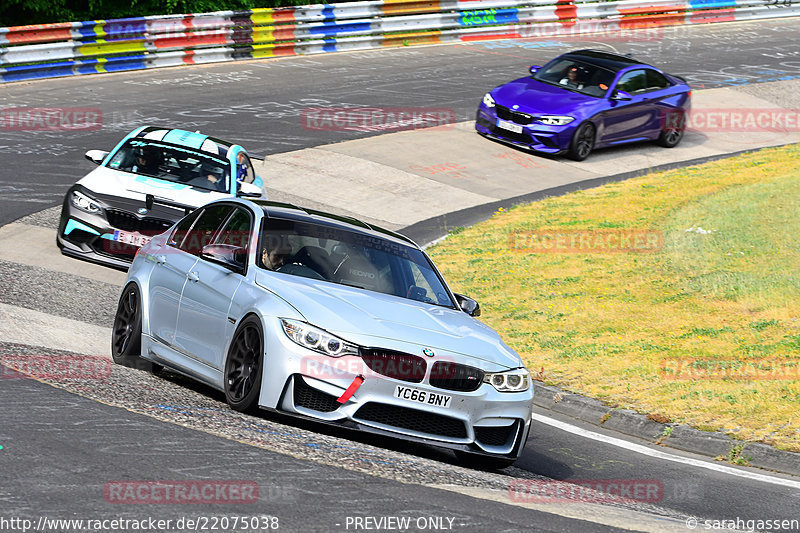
left=3, top=19, right=800, bottom=532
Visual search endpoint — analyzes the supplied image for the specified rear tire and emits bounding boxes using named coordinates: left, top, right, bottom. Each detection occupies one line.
left=112, top=284, right=158, bottom=371
left=567, top=122, right=595, bottom=161
left=657, top=124, right=684, bottom=148
left=224, top=316, right=264, bottom=413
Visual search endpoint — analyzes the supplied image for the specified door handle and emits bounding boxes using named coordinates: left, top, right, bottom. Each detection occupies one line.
left=187, top=271, right=199, bottom=282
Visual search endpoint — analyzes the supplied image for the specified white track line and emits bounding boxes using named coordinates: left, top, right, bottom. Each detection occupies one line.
left=532, top=412, right=800, bottom=490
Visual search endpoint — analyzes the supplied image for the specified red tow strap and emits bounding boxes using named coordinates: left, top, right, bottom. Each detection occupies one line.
left=337, top=375, right=364, bottom=404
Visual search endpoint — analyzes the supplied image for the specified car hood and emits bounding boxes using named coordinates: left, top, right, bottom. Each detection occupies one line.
left=256, top=271, right=523, bottom=369
left=492, top=76, right=603, bottom=117
left=77, top=166, right=228, bottom=208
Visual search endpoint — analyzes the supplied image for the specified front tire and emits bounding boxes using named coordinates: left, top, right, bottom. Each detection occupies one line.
left=567, top=122, right=595, bottom=161
left=224, top=316, right=264, bottom=413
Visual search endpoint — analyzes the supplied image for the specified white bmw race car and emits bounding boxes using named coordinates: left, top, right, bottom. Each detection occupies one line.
left=57, top=125, right=266, bottom=270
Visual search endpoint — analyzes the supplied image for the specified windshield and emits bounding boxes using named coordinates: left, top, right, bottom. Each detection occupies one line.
left=533, top=59, right=615, bottom=98
left=259, top=218, right=455, bottom=308
left=106, top=139, right=231, bottom=193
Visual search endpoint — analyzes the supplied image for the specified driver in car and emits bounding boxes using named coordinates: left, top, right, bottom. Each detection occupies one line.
left=261, top=242, right=292, bottom=271
left=560, top=66, right=585, bottom=90
left=132, top=146, right=161, bottom=175
left=187, top=164, right=227, bottom=191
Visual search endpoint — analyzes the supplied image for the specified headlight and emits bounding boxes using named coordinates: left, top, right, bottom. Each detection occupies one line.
left=71, top=190, right=102, bottom=214
left=535, top=115, right=574, bottom=126
left=482, top=93, right=495, bottom=108
left=281, top=319, right=359, bottom=358
left=484, top=368, right=530, bottom=392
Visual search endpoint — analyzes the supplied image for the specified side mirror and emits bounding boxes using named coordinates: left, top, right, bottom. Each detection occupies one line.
left=237, top=180, right=263, bottom=199
left=453, top=293, right=481, bottom=317
left=201, top=244, right=246, bottom=274
left=610, top=90, right=632, bottom=101
left=85, top=150, right=108, bottom=165
left=529, top=65, right=541, bottom=75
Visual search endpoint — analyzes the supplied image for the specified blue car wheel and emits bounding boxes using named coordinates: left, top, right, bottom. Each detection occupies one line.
left=657, top=124, right=685, bottom=148
left=568, top=122, right=596, bottom=161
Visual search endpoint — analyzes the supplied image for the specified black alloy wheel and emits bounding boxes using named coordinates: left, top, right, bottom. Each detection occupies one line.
left=568, top=122, right=596, bottom=161
left=224, top=315, right=264, bottom=412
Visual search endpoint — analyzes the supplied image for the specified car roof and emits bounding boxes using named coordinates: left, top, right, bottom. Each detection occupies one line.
left=250, top=200, right=418, bottom=247
left=560, top=49, right=650, bottom=72
left=130, top=126, right=239, bottom=157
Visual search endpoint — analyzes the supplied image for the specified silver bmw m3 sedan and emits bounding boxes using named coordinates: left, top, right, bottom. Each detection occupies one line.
left=113, top=198, right=533, bottom=468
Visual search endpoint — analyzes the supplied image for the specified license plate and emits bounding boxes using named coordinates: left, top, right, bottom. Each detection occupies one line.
left=496, top=119, right=522, bottom=134
left=113, top=230, right=150, bottom=247
left=394, top=385, right=452, bottom=408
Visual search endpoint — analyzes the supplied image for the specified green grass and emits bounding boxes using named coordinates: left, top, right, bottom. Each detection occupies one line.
left=429, top=144, right=800, bottom=451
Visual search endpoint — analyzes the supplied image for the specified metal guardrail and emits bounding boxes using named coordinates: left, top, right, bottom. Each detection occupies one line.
left=1, top=0, right=799, bottom=82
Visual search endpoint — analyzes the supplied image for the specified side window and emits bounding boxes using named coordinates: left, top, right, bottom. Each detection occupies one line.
left=616, top=69, right=646, bottom=94
left=405, top=262, right=451, bottom=306
left=168, top=208, right=202, bottom=249
left=178, top=204, right=234, bottom=256
left=213, top=208, right=253, bottom=250
left=645, top=69, right=670, bottom=91
left=236, top=152, right=255, bottom=184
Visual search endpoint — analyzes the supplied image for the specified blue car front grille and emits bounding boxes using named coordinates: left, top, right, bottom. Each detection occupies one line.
left=496, top=105, right=534, bottom=125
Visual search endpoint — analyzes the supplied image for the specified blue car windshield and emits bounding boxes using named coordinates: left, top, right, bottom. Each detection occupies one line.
left=259, top=218, right=455, bottom=308
left=106, top=139, right=230, bottom=193
left=534, top=59, right=615, bottom=98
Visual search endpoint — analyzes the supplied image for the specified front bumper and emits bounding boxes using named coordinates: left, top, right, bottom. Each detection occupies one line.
left=475, top=105, right=573, bottom=155
left=57, top=187, right=179, bottom=270
left=263, top=325, right=534, bottom=459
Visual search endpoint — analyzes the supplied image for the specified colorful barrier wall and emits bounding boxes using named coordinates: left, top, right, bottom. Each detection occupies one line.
left=1, top=0, right=798, bottom=82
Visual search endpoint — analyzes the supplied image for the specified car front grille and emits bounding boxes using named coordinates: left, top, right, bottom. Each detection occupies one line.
left=360, top=349, right=426, bottom=383
left=354, top=402, right=467, bottom=439
left=105, top=209, right=173, bottom=236
left=496, top=105, right=534, bottom=125
left=475, top=421, right=519, bottom=447
left=293, top=377, right=341, bottom=413
left=429, top=362, right=484, bottom=392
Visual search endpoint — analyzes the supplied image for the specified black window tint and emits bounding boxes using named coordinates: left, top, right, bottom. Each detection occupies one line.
left=645, top=69, right=669, bottom=91
left=179, top=204, right=234, bottom=256
left=214, top=208, right=252, bottom=250
left=617, top=70, right=646, bottom=94
left=169, top=208, right=202, bottom=249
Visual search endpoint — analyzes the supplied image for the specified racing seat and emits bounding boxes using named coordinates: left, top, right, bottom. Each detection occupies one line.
left=289, top=245, right=333, bottom=279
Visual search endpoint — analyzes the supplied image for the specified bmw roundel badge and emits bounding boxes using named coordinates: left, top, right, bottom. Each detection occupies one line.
left=423, top=348, right=435, bottom=357
left=137, top=208, right=148, bottom=215
left=512, top=104, right=519, bottom=110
